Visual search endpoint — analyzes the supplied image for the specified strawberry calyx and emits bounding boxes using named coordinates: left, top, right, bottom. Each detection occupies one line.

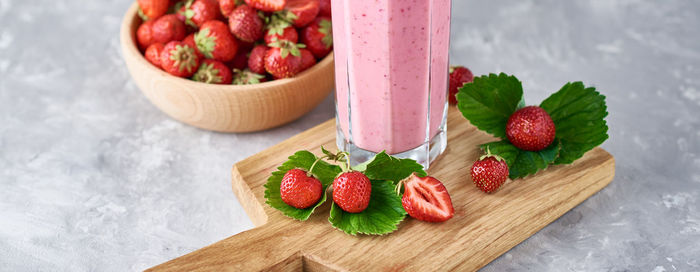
left=478, top=147, right=506, bottom=162
left=318, top=18, right=333, bottom=48
left=266, top=13, right=292, bottom=36
left=180, top=0, right=197, bottom=27
left=192, top=62, right=223, bottom=83
left=268, top=40, right=304, bottom=58
left=169, top=44, right=199, bottom=73
left=232, top=68, right=265, bottom=85
left=194, top=28, right=217, bottom=59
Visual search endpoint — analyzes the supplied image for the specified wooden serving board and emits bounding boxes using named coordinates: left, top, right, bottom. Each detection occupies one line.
left=149, top=106, right=615, bottom=271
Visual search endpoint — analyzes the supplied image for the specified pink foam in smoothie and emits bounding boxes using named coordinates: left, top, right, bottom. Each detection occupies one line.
left=333, top=0, right=451, bottom=154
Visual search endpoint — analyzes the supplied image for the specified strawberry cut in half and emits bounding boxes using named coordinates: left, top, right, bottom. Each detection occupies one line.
left=280, top=0, right=320, bottom=28
left=245, top=0, right=286, bottom=12
left=400, top=173, right=454, bottom=223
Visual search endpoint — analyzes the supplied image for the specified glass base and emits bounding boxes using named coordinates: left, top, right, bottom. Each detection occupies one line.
left=336, top=125, right=447, bottom=170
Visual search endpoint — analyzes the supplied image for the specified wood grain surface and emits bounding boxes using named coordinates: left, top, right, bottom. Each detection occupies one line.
left=149, top=106, right=615, bottom=271
left=120, top=3, right=335, bottom=133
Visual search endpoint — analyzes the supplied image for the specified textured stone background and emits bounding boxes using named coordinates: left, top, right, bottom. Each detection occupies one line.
left=1, top=0, right=699, bottom=271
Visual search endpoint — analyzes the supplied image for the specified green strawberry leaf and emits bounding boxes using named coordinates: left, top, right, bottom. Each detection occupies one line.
left=456, top=73, right=524, bottom=139
left=194, top=28, right=216, bottom=59
left=264, top=151, right=342, bottom=221
left=328, top=180, right=406, bottom=235
left=481, top=140, right=560, bottom=179
left=540, top=82, right=608, bottom=164
left=358, top=151, right=426, bottom=184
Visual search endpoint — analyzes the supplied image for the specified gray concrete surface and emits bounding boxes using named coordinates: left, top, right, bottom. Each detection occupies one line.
left=1, top=0, right=699, bottom=271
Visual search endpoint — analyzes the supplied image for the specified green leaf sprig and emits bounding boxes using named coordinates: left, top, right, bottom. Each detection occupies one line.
left=264, top=148, right=426, bottom=235
left=456, top=73, right=608, bottom=179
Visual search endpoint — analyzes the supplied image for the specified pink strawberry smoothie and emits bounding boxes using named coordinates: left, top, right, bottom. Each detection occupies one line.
left=332, top=0, right=451, bottom=155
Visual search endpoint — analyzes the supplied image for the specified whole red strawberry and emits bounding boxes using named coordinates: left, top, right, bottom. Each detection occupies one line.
left=178, top=0, right=221, bottom=28
left=506, top=106, right=556, bottom=151
left=195, top=20, right=239, bottom=62
left=182, top=33, right=204, bottom=57
left=448, top=66, right=474, bottom=105
left=332, top=171, right=371, bottom=213
left=219, top=0, right=238, bottom=18
left=470, top=154, right=509, bottom=193
left=160, top=41, right=201, bottom=77
left=152, top=14, right=186, bottom=44
left=193, top=59, right=233, bottom=84
left=138, top=0, right=169, bottom=20
left=248, top=45, right=269, bottom=74
left=318, top=0, right=331, bottom=17
left=245, top=0, right=286, bottom=12
left=400, top=173, right=454, bottom=222
left=281, top=0, right=320, bottom=28
left=145, top=42, right=165, bottom=68
left=301, top=16, right=332, bottom=58
left=265, top=40, right=304, bottom=79
left=232, top=69, right=266, bottom=85
left=280, top=169, right=323, bottom=209
left=228, top=49, right=250, bottom=70
left=299, top=48, right=316, bottom=72
left=228, top=5, right=264, bottom=43
left=264, top=26, right=299, bottom=44
left=136, top=20, right=157, bottom=50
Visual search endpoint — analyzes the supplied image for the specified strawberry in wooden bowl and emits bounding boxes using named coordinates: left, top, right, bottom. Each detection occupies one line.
left=120, top=0, right=334, bottom=132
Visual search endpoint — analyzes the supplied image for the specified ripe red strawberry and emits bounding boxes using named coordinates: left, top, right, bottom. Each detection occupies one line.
left=152, top=14, right=187, bottom=44
left=136, top=20, right=157, bottom=50
left=506, top=106, right=556, bottom=151
left=448, top=66, right=474, bottom=105
left=282, top=0, right=320, bottom=27
left=232, top=68, right=266, bottom=85
left=138, top=0, right=169, bottom=20
left=264, top=26, right=298, bottom=44
left=318, top=0, right=331, bottom=17
left=195, top=20, right=239, bottom=61
left=301, top=16, right=332, bottom=58
left=228, top=49, right=250, bottom=70
left=182, top=33, right=204, bottom=57
left=228, top=5, right=264, bottom=43
left=145, top=42, right=165, bottom=68
left=299, top=48, right=316, bottom=72
left=400, top=173, right=454, bottom=222
left=265, top=40, right=304, bottom=79
left=471, top=155, right=509, bottom=193
left=193, top=59, right=233, bottom=84
left=280, top=169, right=323, bottom=209
left=245, top=0, right=286, bottom=12
left=219, top=0, right=238, bottom=18
left=332, top=171, right=371, bottom=213
left=248, top=45, right=269, bottom=74
left=178, top=0, right=221, bottom=28
left=160, top=41, right=201, bottom=77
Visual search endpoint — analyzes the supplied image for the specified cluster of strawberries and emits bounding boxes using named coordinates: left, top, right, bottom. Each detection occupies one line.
left=136, top=0, right=333, bottom=84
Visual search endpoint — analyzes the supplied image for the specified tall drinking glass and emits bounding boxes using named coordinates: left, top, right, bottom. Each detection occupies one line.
left=331, top=0, right=451, bottom=169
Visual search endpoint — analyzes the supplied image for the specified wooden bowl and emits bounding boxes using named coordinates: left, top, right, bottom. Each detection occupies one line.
left=119, top=3, right=335, bottom=132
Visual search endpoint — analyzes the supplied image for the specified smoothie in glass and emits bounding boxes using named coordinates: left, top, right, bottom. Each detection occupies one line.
left=332, top=0, right=451, bottom=168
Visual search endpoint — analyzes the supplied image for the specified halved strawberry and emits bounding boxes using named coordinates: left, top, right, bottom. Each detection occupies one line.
left=228, top=5, right=264, bottom=43
left=280, top=0, right=319, bottom=27
left=400, top=173, right=454, bottom=222
left=248, top=45, right=269, bottom=74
